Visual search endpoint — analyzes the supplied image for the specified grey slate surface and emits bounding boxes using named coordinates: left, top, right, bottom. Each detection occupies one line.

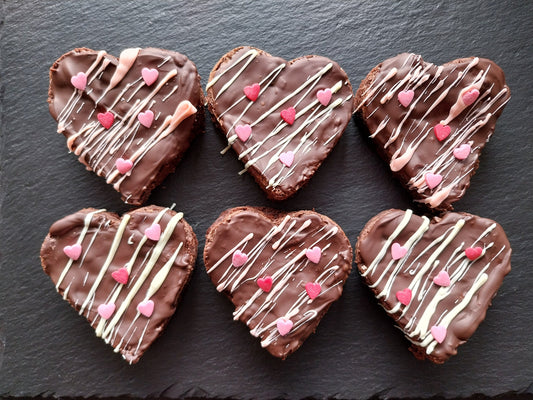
left=0, top=0, right=532, bottom=398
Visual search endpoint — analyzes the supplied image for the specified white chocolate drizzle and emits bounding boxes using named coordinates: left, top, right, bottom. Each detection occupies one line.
left=363, top=210, right=505, bottom=356
left=206, top=49, right=353, bottom=191
left=359, top=54, right=510, bottom=208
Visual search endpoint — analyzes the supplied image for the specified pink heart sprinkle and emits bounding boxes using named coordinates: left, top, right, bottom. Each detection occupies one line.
left=97, top=111, right=114, bottom=129
left=279, top=151, right=295, bottom=167
left=462, top=88, right=480, bottom=106
left=63, top=244, right=82, bottom=260
left=398, top=89, right=414, bottom=107
left=396, top=288, right=412, bottom=305
left=235, top=124, right=252, bottom=142
left=305, top=246, right=322, bottom=264
left=137, top=300, right=155, bottom=317
left=434, top=123, right=451, bottom=141
left=145, top=223, right=161, bottom=241
left=465, top=246, right=483, bottom=260
left=70, top=72, right=87, bottom=91
left=115, top=158, right=133, bottom=174
left=111, top=267, right=129, bottom=285
left=425, top=172, right=443, bottom=189
left=453, top=143, right=471, bottom=160
left=98, top=303, right=116, bottom=320
left=433, top=270, right=451, bottom=287
left=232, top=250, right=248, bottom=267
left=280, top=107, right=296, bottom=125
left=138, top=110, right=154, bottom=128
left=305, top=282, right=321, bottom=299
left=317, top=88, right=332, bottom=106
left=430, top=325, right=447, bottom=343
left=391, top=242, right=407, bottom=260
left=141, top=67, right=159, bottom=86
left=257, top=276, right=273, bottom=292
left=243, top=83, right=260, bottom=101
left=276, top=317, right=293, bottom=336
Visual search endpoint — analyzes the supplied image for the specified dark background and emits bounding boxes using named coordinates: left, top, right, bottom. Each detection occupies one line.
left=1, top=1, right=532, bottom=398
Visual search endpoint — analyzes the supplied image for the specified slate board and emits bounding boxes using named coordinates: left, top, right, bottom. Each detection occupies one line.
left=1, top=1, right=532, bottom=398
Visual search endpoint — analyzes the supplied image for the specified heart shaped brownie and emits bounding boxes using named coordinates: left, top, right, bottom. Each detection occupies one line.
left=48, top=47, right=204, bottom=205
left=204, top=207, right=352, bottom=358
left=356, top=209, right=511, bottom=363
left=40, top=206, right=198, bottom=364
left=355, top=53, right=511, bottom=211
left=206, top=46, right=355, bottom=200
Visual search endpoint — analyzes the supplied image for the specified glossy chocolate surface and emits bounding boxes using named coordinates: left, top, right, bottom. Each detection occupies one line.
left=40, top=206, right=198, bottom=364
left=206, top=46, right=355, bottom=200
left=204, top=207, right=352, bottom=358
left=355, top=53, right=510, bottom=210
left=48, top=48, right=203, bottom=205
left=356, top=209, right=511, bottom=363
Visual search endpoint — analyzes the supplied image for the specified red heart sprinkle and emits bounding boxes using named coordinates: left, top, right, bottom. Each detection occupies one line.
left=305, top=282, right=321, bottom=299
left=280, top=107, right=296, bottom=125
left=243, top=83, right=260, bottom=101
left=111, top=267, right=129, bottom=285
left=434, top=123, right=451, bottom=141
left=257, top=276, right=273, bottom=292
left=97, top=111, right=114, bottom=129
left=396, top=288, right=412, bottom=305
left=465, top=246, right=483, bottom=260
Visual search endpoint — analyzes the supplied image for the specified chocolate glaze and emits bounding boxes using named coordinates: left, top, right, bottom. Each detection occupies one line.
left=204, top=207, right=352, bottom=359
left=356, top=209, right=511, bottom=363
left=355, top=53, right=510, bottom=211
left=40, top=206, right=198, bottom=364
left=206, top=46, right=355, bottom=200
left=48, top=48, right=204, bottom=205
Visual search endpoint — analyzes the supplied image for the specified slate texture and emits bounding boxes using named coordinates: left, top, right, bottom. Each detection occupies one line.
left=0, top=1, right=532, bottom=398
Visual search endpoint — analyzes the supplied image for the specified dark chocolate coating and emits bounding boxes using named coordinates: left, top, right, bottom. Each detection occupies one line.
left=40, top=206, right=198, bottom=364
left=356, top=209, right=511, bottom=363
left=204, top=207, right=352, bottom=359
left=206, top=46, right=355, bottom=200
left=48, top=48, right=204, bottom=205
left=355, top=53, right=510, bottom=211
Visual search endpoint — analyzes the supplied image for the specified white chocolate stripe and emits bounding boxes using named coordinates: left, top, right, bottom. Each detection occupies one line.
left=79, top=214, right=131, bottom=314
left=102, top=211, right=183, bottom=339
left=94, top=207, right=171, bottom=336
left=110, top=242, right=184, bottom=355
left=362, top=209, right=413, bottom=277
left=368, top=211, right=501, bottom=356
left=56, top=209, right=106, bottom=289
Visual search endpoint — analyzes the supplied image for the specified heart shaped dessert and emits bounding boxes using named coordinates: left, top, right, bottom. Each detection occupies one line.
left=206, top=46, right=355, bottom=200
left=356, top=209, right=511, bottom=363
left=48, top=47, right=204, bottom=205
left=204, top=207, right=352, bottom=358
left=40, top=206, right=198, bottom=364
left=355, top=53, right=510, bottom=211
